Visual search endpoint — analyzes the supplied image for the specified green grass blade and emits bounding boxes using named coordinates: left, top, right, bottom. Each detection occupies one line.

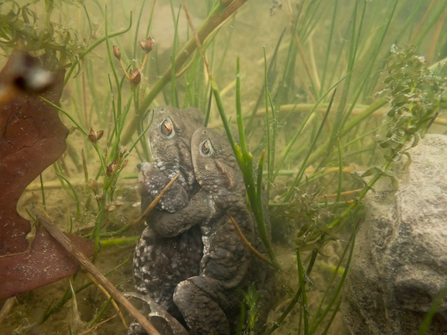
left=309, top=225, right=357, bottom=333
left=297, top=249, right=309, bottom=335
left=56, top=173, right=81, bottom=220
left=281, top=89, right=336, bottom=204
left=64, top=13, right=133, bottom=85
left=320, top=0, right=338, bottom=96
left=133, top=0, right=148, bottom=60
left=273, top=76, right=346, bottom=182
left=417, top=281, right=447, bottom=335
left=414, top=1, right=447, bottom=47
left=40, top=174, right=46, bottom=211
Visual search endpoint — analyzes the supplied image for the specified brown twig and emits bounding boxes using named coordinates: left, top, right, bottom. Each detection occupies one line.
left=175, top=9, right=236, bottom=81
left=129, top=173, right=180, bottom=227
left=409, top=0, right=435, bottom=45
left=315, top=189, right=362, bottom=201
left=76, top=313, right=119, bottom=335
left=228, top=215, right=276, bottom=268
left=84, top=272, right=127, bottom=328
left=35, top=211, right=161, bottom=335
left=426, top=5, right=447, bottom=63
left=121, top=0, right=248, bottom=145
left=181, top=0, right=212, bottom=79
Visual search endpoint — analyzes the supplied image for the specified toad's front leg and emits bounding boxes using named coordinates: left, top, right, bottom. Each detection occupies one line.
left=138, top=162, right=189, bottom=214
left=148, top=189, right=214, bottom=238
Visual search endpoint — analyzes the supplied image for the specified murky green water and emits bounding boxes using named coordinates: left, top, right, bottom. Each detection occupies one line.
left=1, top=0, right=446, bottom=334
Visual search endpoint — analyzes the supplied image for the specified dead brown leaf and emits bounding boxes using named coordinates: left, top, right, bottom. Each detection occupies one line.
left=0, top=50, right=94, bottom=300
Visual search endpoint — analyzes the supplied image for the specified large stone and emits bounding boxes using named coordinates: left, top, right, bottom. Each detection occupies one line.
left=342, top=134, right=447, bottom=334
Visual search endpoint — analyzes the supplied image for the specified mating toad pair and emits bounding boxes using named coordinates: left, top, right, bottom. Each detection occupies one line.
left=130, top=106, right=273, bottom=335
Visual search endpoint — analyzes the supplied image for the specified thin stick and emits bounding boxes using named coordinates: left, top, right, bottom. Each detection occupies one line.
left=84, top=272, right=127, bottom=328
left=129, top=173, right=180, bottom=227
left=409, top=0, right=435, bottom=45
left=121, top=0, right=247, bottom=145
left=315, top=189, right=362, bottom=201
left=228, top=215, right=272, bottom=266
left=181, top=0, right=211, bottom=78
left=426, top=6, right=447, bottom=63
left=76, top=313, right=118, bottom=335
left=35, top=210, right=161, bottom=335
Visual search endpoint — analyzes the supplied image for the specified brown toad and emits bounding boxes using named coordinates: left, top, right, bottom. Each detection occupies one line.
left=151, top=127, right=272, bottom=334
left=132, top=106, right=204, bottom=330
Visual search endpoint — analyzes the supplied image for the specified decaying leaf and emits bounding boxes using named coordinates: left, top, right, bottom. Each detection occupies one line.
left=0, top=50, right=94, bottom=300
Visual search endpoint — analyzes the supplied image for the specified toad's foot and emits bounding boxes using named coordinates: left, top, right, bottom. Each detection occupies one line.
left=124, top=292, right=189, bottom=335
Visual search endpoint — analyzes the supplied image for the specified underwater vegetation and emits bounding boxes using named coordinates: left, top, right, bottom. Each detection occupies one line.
left=0, top=0, right=446, bottom=334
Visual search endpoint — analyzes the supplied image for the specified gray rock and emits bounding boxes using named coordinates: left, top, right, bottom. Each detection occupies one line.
left=342, top=134, right=447, bottom=335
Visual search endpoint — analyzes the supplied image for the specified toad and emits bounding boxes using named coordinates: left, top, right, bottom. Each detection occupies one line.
left=132, top=106, right=204, bottom=326
left=151, top=127, right=272, bottom=334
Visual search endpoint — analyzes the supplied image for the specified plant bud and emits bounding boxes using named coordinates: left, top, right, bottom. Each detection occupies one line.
left=129, top=69, right=141, bottom=86
left=139, top=37, right=155, bottom=53
left=107, top=162, right=117, bottom=177
left=113, top=45, right=121, bottom=60
left=88, top=128, right=104, bottom=143
left=119, top=147, right=128, bottom=158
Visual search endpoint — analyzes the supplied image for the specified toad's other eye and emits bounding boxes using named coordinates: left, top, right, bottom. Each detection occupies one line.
left=160, top=118, right=174, bottom=138
left=200, top=139, right=212, bottom=156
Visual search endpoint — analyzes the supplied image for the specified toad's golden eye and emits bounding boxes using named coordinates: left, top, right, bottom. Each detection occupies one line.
left=160, top=118, right=174, bottom=137
left=200, top=139, right=212, bottom=157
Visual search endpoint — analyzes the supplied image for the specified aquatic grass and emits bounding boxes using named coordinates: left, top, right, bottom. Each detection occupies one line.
left=3, top=0, right=447, bottom=333
left=263, top=47, right=276, bottom=198
left=39, top=5, right=141, bottom=262
left=56, top=173, right=81, bottom=221
left=297, top=248, right=309, bottom=334
left=63, top=13, right=133, bottom=85
left=169, top=1, right=182, bottom=108
left=245, top=29, right=285, bottom=135
left=181, top=0, right=279, bottom=268
left=3, top=0, right=260, bottom=331
left=320, top=298, right=343, bottom=335
left=121, top=0, right=249, bottom=145
left=319, top=0, right=339, bottom=97
left=259, top=2, right=446, bottom=333
left=224, top=57, right=280, bottom=269
left=280, top=90, right=336, bottom=206
left=308, top=225, right=357, bottom=334
left=335, top=140, right=343, bottom=204
left=412, top=1, right=447, bottom=47
left=417, top=281, right=447, bottom=335
left=339, top=0, right=398, bottom=129
left=39, top=174, right=46, bottom=210
left=38, top=259, right=129, bottom=325
left=132, top=0, right=148, bottom=62
left=326, top=47, right=446, bottom=235
left=87, top=296, right=113, bottom=329
left=264, top=249, right=318, bottom=335
left=324, top=0, right=366, bottom=165
left=273, top=77, right=346, bottom=183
